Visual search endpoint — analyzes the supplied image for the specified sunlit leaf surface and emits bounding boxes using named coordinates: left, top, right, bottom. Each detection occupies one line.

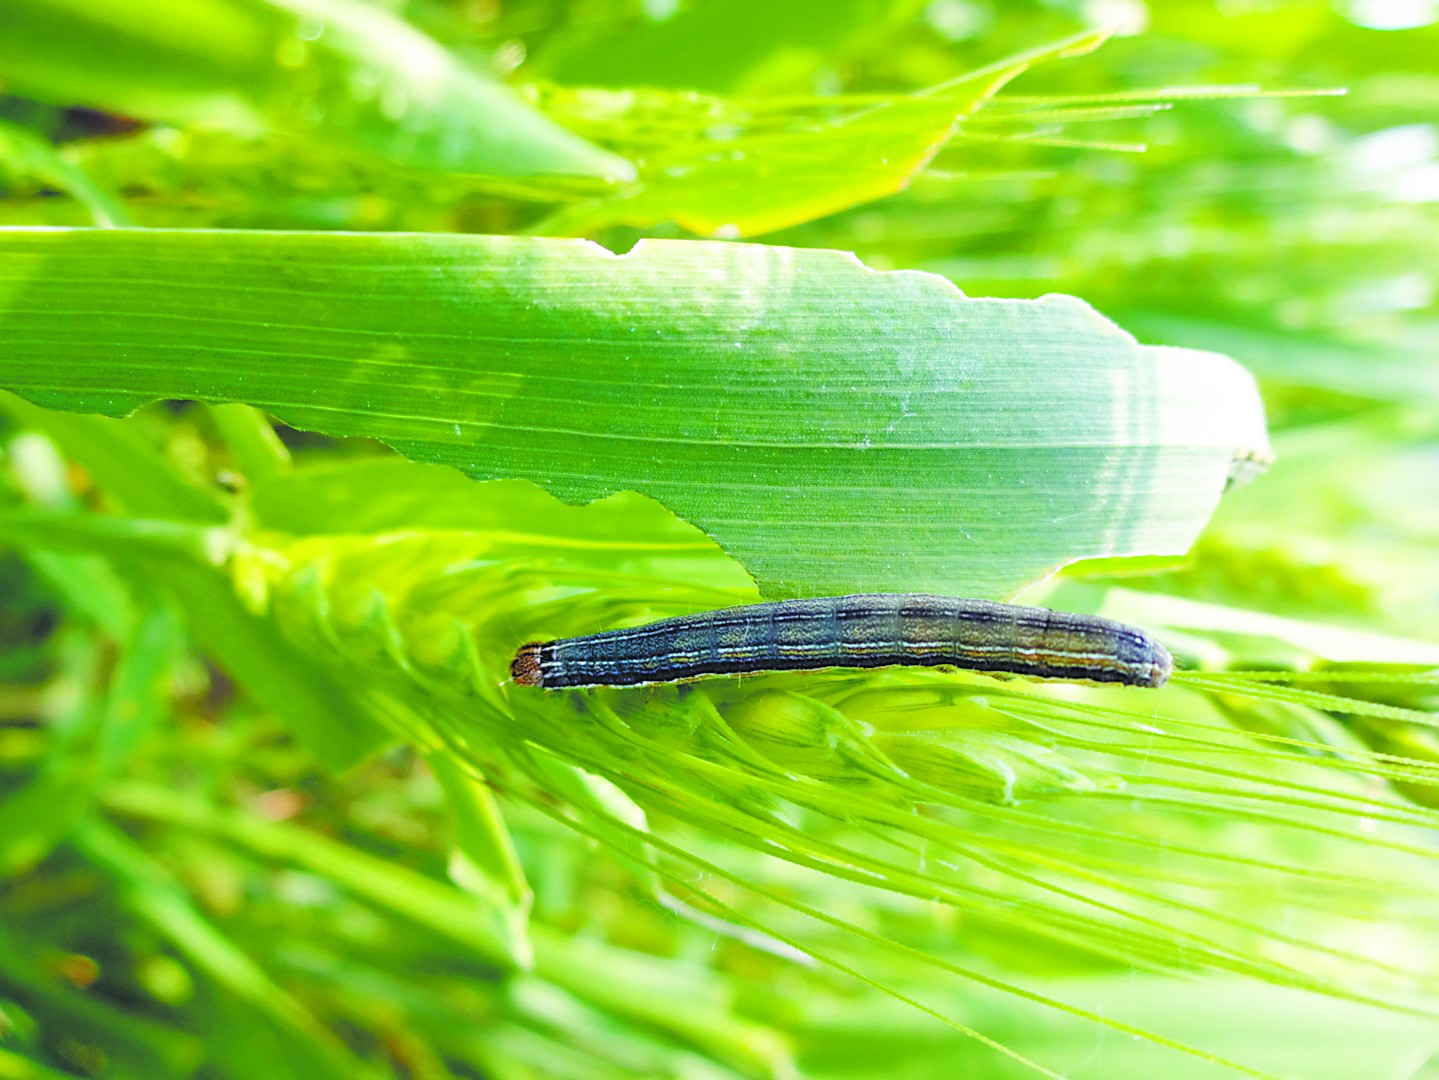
left=0, top=227, right=1266, bottom=599
left=537, top=33, right=1108, bottom=236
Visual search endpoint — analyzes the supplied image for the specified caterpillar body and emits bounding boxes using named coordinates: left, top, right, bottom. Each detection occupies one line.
left=512, top=594, right=1172, bottom=691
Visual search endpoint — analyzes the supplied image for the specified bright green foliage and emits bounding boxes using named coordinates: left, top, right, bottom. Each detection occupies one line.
left=534, top=32, right=1112, bottom=235
left=0, top=120, right=129, bottom=228
left=0, top=0, right=634, bottom=181
left=0, top=227, right=1265, bottom=600
left=0, top=1, right=1437, bottom=1079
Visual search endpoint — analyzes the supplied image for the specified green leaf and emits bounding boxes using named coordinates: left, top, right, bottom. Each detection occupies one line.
left=162, top=559, right=398, bottom=771
left=0, top=771, right=93, bottom=878
left=0, top=509, right=393, bottom=772
left=1, top=393, right=228, bottom=524
left=0, top=604, right=183, bottom=876
left=538, top=32, right=1109, bottom=236
left=0, top=119, right=130, bottom=227
left=206, top=402, right=292, bottom=485
left=103, top=780, right=790, bottom=1076
left=4, top=425, right=137, bottom=635
left=93, top=604, right=186, bottom=773
left=427, top=752, right=534, bottom=968
left=248, top=457, right=739, bottom=558
left=0, top=401, right=394, bottom=770
left=69, top=817, right=374, bottom=1080
left=532, top=0, right=929, bottom=93
left=0, top=0, right=634, bottom=182
left=0, top=227, right=1269, bottom=600
left=0, top=927, right=205, bottom=1077
left=0, top=1047, right=100, bottom=1080
left=102, top=782, right=529, bottom=971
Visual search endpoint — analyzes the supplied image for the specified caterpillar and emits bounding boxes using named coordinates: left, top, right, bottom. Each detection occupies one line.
left=512, top=594, right=1172, bottom=690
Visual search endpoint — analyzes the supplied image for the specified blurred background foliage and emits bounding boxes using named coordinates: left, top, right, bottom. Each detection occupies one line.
left=1, top=0, right=1438, bottom=1077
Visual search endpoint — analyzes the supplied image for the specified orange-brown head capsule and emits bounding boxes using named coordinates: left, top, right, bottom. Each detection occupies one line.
left=511, top=643, right=545, bottom=687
